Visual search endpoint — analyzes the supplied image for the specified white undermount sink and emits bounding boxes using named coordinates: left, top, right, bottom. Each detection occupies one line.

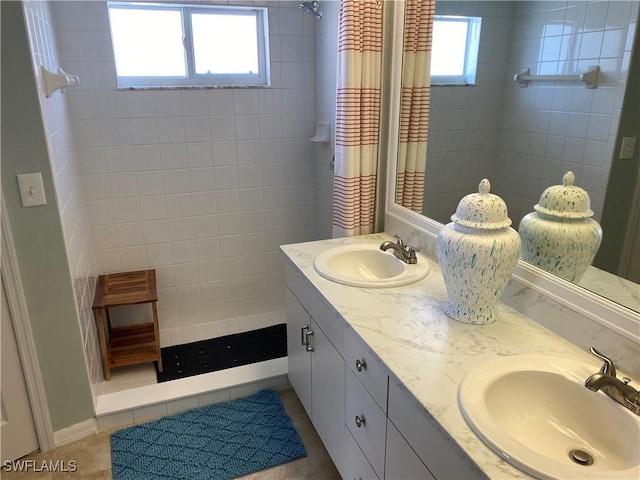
left=313, top=243, right=430, bottom=288
left=459, top=355, right=640, bottom=479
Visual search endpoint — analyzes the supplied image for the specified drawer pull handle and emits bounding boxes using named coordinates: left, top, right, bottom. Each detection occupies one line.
left=355, top=415, right=366, bottom=428
left=304, top=329, right=315, bottom=352
left=300, top=324, right=309, bottom=345
left=355, top=358, right=367, bottom=372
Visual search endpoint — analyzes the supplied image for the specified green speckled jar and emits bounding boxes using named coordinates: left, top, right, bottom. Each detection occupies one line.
left=437, top=179, right=521, bottom=325
left=519, top=172, right=602, bottom=282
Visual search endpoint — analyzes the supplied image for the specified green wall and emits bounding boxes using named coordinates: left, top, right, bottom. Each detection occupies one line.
left=1, top=1, right=94, bottom=431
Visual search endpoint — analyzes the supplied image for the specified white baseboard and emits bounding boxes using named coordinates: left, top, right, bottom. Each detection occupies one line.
left=54, top=418, right=98, bottom=447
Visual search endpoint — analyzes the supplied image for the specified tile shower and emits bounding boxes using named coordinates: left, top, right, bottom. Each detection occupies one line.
left=21, top=0, right=338, bottom=400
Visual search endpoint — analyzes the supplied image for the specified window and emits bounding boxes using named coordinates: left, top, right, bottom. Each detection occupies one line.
left=430, top=16, right=481, bottom=85
left=107, top=2, right=270, bottom=88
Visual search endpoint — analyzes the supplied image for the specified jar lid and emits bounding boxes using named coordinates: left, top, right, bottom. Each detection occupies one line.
left=534, top=171, right=594, bottom=219
left=451, top=179, right=512, bottom=229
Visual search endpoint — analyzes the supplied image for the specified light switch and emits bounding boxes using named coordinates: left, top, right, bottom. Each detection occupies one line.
left=17, top=173, right=47, bottom=207
left=620, top=137, right=637, bottom=160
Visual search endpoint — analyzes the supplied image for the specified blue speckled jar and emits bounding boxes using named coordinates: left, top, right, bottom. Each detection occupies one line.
left=437, top=179, right=521, bottom=325
left=519, top=171, right=602, bottom=282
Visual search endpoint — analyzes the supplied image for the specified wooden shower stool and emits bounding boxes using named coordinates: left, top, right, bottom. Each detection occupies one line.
left=92, top=269, right=163, bottom=380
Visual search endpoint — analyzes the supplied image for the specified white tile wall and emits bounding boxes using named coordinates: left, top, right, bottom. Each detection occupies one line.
left=45, top=1, right=324, bottom=351
left=22, top=0, right=335, bottom=404
left=495, top=0, right=638, bottom=227
left=425, top=1, right=638, bottom=229
left=21, top=0, right=103, bottom=396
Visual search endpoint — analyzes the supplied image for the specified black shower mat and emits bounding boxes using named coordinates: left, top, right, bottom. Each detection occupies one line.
left=156, top=324, right=287, bottom=383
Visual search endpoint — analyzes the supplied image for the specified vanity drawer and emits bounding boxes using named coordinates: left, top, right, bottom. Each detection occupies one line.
left=342, top=426, right=380, bottom=480
left=345, top=325, right=389, bottom=411
left=388, top=379, right=486, bottom=480
left=346, top=369, right=387, bottom=478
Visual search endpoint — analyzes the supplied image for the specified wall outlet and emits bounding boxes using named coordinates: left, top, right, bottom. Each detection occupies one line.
left=619, top=137, right=637, bottom=160
left=17, top=173, right=47, bottom=207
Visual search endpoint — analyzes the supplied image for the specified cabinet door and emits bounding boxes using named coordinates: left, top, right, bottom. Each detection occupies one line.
left=311, top=318, right=346, bottom=474
left=286, top=288, right=312, bottom=417
left=385, top=420, right=435, bottom=480
left=388, top=380, right=486, bottom=479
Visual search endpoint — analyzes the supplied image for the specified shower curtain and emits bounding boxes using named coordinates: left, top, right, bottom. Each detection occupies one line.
left=333, top=0, right=384, bottom=237
left=395, top=0, right=434, bottom=213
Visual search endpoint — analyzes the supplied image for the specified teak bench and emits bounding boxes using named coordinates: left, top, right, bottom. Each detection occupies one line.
left=92, top=269, right=162, bottom=380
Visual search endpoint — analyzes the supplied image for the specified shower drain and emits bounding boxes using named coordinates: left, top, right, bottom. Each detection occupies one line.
left=569, top=449, right=594, bottom=466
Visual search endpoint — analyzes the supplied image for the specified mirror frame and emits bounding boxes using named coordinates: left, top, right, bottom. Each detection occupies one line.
left=384, top=0, right=639, bottom=343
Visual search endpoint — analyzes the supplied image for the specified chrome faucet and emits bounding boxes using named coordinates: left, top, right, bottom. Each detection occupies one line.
left=584, top=346, right=640, bottom=416
left=380, top=234, right=418, bottom=264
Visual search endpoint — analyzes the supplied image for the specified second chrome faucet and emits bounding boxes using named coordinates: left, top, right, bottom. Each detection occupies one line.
left=585, top=347, right=640, bottom=416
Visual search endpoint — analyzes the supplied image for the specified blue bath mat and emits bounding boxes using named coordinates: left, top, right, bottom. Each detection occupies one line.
left=110, top=389, right=307, bottom=480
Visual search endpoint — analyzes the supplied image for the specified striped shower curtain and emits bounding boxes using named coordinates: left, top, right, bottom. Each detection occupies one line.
left=333, top=0, right=384, bottom=237
left=395, top=0, right=434, bottom=212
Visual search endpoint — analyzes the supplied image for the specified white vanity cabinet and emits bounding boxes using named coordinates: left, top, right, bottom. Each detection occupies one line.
left=285, top=286, right=347, bottom=474
left=284, top=256, right=486, bottom=480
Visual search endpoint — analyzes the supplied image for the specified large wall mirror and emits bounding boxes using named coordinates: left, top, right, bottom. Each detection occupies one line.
left=391, top=0, right=639, bottom=314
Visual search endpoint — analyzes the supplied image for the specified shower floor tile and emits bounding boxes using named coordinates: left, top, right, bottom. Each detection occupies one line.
left=102, top=364, right=158, bottom=394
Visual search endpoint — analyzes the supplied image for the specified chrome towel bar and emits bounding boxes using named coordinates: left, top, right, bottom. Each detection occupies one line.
left=513, top=65, right=600, bottom=89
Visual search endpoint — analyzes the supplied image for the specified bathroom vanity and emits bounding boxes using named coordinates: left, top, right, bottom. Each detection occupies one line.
left=281, top=233, right=638, bottom=479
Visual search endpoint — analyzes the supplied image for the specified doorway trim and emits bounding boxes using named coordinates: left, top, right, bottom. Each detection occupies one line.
left=619, top=170, right=640, bottom=281
left=1, top=195, right=55, bottom=451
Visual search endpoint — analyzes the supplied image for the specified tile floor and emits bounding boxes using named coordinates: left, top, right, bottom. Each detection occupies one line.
left=2, top=389, right=341, bottom=480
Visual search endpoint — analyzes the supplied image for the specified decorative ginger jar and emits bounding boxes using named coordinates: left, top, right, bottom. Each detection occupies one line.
left=519, top=171, right=602, bottom=283
left=436, top=179, right=521, bottom=325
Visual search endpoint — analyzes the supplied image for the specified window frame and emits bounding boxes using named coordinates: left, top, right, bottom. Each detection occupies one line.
left=107, top=2, right=270, bottom=88
left=430, top=15, right=482, bottom=86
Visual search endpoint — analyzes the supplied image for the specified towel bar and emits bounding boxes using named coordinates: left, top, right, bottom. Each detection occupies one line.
left=513, top=65, right=600, bottom=89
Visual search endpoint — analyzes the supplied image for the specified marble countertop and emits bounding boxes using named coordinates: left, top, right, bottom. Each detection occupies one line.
left=281, top=233, right=611, bottom=480
left=578, top=265, right=639, bottom=313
